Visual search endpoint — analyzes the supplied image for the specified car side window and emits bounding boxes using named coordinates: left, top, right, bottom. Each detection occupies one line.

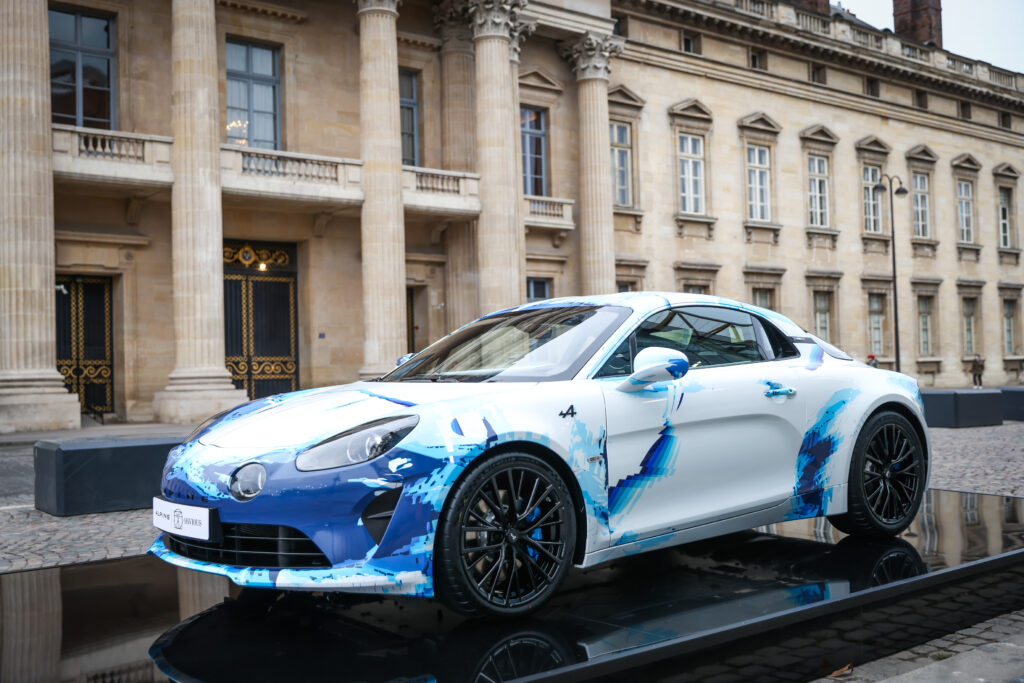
left=756, top=317, right=801, bottom=359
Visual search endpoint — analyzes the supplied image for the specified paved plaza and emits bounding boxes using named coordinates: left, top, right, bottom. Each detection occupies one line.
left=1, top=420, right=1023, bottom=680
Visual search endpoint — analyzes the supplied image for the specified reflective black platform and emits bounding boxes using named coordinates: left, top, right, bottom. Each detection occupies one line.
left=3, top=489, right=1024, bottom=683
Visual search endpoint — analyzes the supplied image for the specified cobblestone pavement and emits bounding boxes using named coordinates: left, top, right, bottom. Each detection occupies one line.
left=2, top=421, right=1024, bottom=681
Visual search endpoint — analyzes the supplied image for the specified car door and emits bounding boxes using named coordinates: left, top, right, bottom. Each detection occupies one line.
left=598, top=305, right=807, bottom=545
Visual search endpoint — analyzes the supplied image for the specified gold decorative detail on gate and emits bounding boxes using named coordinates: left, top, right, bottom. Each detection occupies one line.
left=56, top=276, right=114, bottom=416
left=224, top=272, right=298, bottom=399
left=223, top=243, right=290, bottom=269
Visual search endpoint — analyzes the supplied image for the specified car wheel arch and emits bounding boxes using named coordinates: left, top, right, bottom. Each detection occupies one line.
left=864, top=401, right=929, bottom=463
left=440, top=440, right=589, bottom=566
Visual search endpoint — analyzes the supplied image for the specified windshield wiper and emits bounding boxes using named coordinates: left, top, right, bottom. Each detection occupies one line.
left=402, top=373, right=460, bottom=382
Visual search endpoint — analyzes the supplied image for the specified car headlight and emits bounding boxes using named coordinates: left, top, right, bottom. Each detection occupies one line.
left=295, top=416, right=419, bottom=472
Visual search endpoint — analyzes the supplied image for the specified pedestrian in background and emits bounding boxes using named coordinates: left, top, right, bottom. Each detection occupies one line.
left=971, top=354, right=984, bottom=389
left=866, top=354, right=879, bottom=368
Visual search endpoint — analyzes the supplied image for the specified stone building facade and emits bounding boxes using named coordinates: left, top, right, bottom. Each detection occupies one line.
left=0, top=0, right=1022, bottom=431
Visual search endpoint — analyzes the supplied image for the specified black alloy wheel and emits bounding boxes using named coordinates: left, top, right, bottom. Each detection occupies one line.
left=435, top=453, right=576, bottom=616
left=829, top=412, right=927, bottom=538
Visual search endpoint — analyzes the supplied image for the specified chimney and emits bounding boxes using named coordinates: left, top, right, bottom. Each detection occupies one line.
left=791, top=0, right=830, bottom=14
left=893, top=0, right=942, bottom=48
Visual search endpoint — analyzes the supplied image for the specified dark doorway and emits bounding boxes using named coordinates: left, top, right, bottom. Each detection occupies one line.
left=56, top=275, right=114, bottom=418
left=223, top=241, right=298, bottom=400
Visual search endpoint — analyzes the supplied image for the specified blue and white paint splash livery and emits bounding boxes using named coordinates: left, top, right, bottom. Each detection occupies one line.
left=150, top=292, right=930, bottom=613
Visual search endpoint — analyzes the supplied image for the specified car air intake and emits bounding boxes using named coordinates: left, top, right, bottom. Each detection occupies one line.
left=166, top=523, right=330, bottom=569
left=361, top=487, right=402, bottom=545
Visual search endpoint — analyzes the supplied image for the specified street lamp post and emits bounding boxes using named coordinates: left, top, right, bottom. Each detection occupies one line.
left=873, top=175, right=909, bottom=373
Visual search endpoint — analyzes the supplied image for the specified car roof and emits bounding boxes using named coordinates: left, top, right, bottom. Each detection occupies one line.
left=503, top=292, right=807, bottom=337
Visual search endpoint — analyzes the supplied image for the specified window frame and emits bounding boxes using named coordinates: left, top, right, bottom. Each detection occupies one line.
left=862, top=164, right=883, bottom=234
left=225, top=38, right=282, bottom=150
left=813, top=290, right=832, bottom=342
left=526, top=276, right=552, bottom=303
left=998, top=186, right=1015, bottom=249
left=808, top=63, right=827, bottom=85
left=749, top=48, right=768, bottom=71
left=911, top=171, right=931, bottom=238
left=399, top=68, right=420, bottom=167
left=521, top=105, right=548, bottom=197
left=1004, top=298, right=1020, bottom=356
left=49, top=5, right=117, bottom=129
left=868, top=292, right=887, bottom=356
left=917, top=295, right=934, bottom=356
left=807, top=153, right=830, bottom=228
left=746, top=144, right=772, bottom=222
left=962, top=296, right=978, bottom=355
left=677, top=132, right=707, bottom=216
left=609, top=120, right=633, bottom=207
left=957, top=178, right=975, bottom=243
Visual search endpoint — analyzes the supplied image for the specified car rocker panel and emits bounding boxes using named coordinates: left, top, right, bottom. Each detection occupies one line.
left=150, top=292, right=930, bottom=611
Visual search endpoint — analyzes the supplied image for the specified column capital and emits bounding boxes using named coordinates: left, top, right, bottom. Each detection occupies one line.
left=558, top=31, right=624, bottom=81
left=509, top=17, right=536, bottom=63
left=355, top=0, right=400, bottom=17
left=465, top=0, right=527, bottom=41
left=433, top=0, right=473, bottom=51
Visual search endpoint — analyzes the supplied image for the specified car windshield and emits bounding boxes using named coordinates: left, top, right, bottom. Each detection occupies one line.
left=383, top=305, right=631, bottom=383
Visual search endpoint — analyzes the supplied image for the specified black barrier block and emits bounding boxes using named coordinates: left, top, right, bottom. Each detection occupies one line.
left=1000, top=387, right=1024, bottom=421
left=34, top=437, right=182, bottom=516
left=921, top=390, right=1003, bottom=428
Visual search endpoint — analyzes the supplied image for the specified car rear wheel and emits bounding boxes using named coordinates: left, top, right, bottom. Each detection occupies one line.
left=435, top=452, right=576, bottom=617
left=829, top=412, right=926, bottom=538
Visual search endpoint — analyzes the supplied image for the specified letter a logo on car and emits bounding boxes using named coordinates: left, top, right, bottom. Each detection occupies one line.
left=173, top=509, right=183, bottom=530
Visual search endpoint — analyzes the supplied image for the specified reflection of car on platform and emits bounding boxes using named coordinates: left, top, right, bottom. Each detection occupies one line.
left=150, top=292, right=930, bottom=617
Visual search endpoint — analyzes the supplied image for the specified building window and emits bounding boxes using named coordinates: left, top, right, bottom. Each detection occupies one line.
left=911, top=172, right=930, bottom=238
left=683, top=284, right=708, bottom=295
left=813, top=291, right=832, bottom=341
left=868, top=293, right=886, bottom=356
left=999, top=112, right=1012, bottom=130
left=864, top=77, right=880, bottom=98
left=914, top=89, right=928, bottom=110
left=752, top=287, right=774, bottom=310
left=682, top=32, right=701, bottom=54
left=957, top=179, right=974, bottom=243
left=226, top=39, right=280, bottom=149
left=526, top=277, right=551, bottom=303
left=49, top=7, right=115, bottom=129
left=862, top=164, right=882, bottom=233
left=963, top=297, right=977, bottom=355
left=958, top=101, right=972, bottom=120
left=749, top=49, right=767, bottom=71
left=678, top=134, right=705, bottom=214
left=399, top=69, right=419, bottom=166
left=617, top=281, right=634, bottom=293
left=999, top=187, right=1014, bottom=249
left=610, top=122, right=632, bottom=207
left=1005, top=299, right=1019, bottom=356
left=521, top=106, right=547, bottom=196
left=747, top=144, right=771, bottom=221
left=918, top=295, right=933, bottom=356
left=807, top=154, right=829, bottom=227
left=809, top=64, right=826, bottom=84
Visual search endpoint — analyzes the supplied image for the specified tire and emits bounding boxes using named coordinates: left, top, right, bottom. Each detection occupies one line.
left=434, top=452, right=576, bottom=617
left=829, top=411, right=927, bottom=538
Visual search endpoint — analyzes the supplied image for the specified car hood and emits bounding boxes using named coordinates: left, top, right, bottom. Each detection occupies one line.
left=196, top=381, right=531, bottom=451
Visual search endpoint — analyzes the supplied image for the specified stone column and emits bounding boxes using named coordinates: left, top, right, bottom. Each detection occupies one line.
left=357, top=0, right=407, bottom=378
left=153, top=0, right=247, bottom=424
left=560, top=33, right=623, bottom=296
left=0, top=0, right=80, bottom=433
left=0, top=568, right=62, bottom=683
left=177, top=567, right=229, bottom=620
left=510, top=19, right=535, bottom=303
left=468, top=0, right=526, bottom=314
left=435, top=1, right=478, bottom=330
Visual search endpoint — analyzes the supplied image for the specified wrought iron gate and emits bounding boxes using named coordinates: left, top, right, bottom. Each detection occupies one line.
left=55, top=275, right=113, bottom=417
left=223, top=241, right=299, bottom=400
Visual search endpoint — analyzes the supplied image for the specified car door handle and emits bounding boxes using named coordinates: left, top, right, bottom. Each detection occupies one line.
left=764, top=386, right=796, bottom=398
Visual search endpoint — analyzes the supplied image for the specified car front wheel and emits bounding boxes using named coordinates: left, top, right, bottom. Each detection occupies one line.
left=829, top=411, right=926, bottom=538
left=434, top=452, right=576, bottom=617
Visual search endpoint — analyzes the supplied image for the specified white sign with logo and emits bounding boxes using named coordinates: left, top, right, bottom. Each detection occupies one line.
left=153, top=497, right=211, bottom=541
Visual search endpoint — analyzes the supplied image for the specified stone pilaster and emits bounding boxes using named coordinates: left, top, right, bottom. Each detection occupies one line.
left=436, top=0, right=478, bottom=329
left=468, top=0, right=527, bottom=314
left=153, top=0, right=247, bottom=424
left=560, top=32, right=623, bottom=295
left=0, top=0, right=80, bottom=433
left=357, top=0, right=407, bottom=377
left=0, top=568, right=61, bottom=683
left=510, top=18, right=535, bottom=303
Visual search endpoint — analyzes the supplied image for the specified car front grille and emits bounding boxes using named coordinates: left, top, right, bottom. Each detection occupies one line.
left=166, top=523, right=330, bottom=569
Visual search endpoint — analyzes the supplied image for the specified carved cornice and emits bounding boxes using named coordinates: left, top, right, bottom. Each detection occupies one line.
left=466, top=0, right=527, bottom=41
left=559, top=32, right=625, bottom=81
left=433, top=0, right=473, bottom=49
left=355, top=0, right=401, bottom=17
left=216, top=0, right=307, bottom=23
left=509, top=18, right=537, bottom=63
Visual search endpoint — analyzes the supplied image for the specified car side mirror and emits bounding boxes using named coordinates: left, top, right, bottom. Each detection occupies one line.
left=617, top=347, right=689, bottom=393
left=395, top=353, right=415, bottom=367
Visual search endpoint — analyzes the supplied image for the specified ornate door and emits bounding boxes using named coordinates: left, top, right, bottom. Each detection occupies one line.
left=223, top=241, right=299, bottom=400
left=55, top=275, right=114, bottom=417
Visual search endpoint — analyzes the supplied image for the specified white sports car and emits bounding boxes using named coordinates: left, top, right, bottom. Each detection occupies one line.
left=151, top=292, right=929, bottom=617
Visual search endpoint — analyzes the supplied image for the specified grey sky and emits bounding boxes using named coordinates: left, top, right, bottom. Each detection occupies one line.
left=836, top=0, right=1024, bottom=73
